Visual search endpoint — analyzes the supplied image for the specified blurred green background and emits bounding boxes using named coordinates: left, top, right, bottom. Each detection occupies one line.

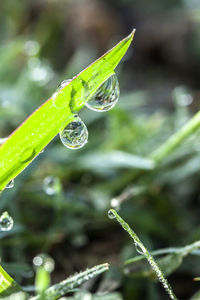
left=1, top=0, right=200, bottom=299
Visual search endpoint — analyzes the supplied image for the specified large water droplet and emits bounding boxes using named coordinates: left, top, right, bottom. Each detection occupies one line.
left=85, top=74, right=120, bottom=112
left=33, top=254, right=55, bottom=273
left=0, top=211, right=14, bottom=231
left=59, top=117, right=88, bottom=149
left=108, top=209, right=116, bottom=219
left=43, top=176, right=61, bottom=195
left=5, top=179, right=14, bottom=189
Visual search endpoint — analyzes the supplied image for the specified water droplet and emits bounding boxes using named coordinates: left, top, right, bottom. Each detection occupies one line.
left=58, top=79, right=72, bottom=90
left=33, top=254, right=55, bottom=273
left=110, top=198, right=121, bottom=211
left=0, top=137, right=8, bottom=145
left=108, top=209, right=116, bottom=219
left=43, top=176, right=61, bottom=195
left=85, top=74, right=120, bottom=112
left=52, top=79, right=72, bottom=107
left=5, top=179, right=14, bottom=189
left=59, top=117, right=88, bottom=149
left=173, top=86, right=193, bottom=107
left=134, top=242, right=146, bottom=255
left=0, top=211, right=14, bottom=231
left=24, top=40, right=40, bottom=56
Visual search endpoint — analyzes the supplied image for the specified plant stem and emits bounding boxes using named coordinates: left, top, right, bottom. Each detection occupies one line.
left=150, top=111, right=200, bottom=163
left=108, top=209, right=178, bottom=300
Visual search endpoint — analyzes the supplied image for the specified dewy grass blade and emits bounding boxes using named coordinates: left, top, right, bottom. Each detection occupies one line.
left=0, top=30, right=135, bottom=191
left=31, top=263, right=109, bottom=300
left=108, top=209, right=178, bottom=300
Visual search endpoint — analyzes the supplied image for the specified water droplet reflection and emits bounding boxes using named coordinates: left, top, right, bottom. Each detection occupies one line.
left=85, top=74, right=120, bottom=112
left=0, top=211, right=14, bottom=231
left=59, top=117, right=88, bottom=149
left=43, top=176, right=61, bottom=195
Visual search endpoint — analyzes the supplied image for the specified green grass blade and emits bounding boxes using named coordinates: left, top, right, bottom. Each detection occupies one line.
left=31, top=263, right=109, bottom=300
left=0, top=265, right=22, bottom=297
left=150, top=110, right=200, bottom=163
left=0, top=30, right=135, bottom=191
left=108, top=209, right=177, bottom=300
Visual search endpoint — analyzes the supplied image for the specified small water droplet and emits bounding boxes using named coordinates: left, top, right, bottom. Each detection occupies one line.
left=85, top=74, right=120, bottom=112
left=134, top=242, right=146, bottom=255
left=57, top=79, right=72, bottom=91
left=0, top=211, right=14, bottom=231
left=43, top=176, right=61, bottom=195
left=59, top=117, right=88, bottom=149
left=0, top=137, right=8, bottom=145
left=5, top=179, right=14, bottom=189
left=173, top=86, right=193, bottom=107
left=110, top=198, right=121, bottom=211
left=33, top=254, right=55, bottom=273
left=52, top=79, right=72, bottom=107
left=24, top=40, right=40, bottom=56
left=108, top=209, right=116, bottom=219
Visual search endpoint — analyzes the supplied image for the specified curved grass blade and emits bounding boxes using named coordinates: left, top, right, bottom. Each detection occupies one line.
left=31, top=263, right=109, bottom=300
left=0, top=30, right=135, bottom=191
left=108, top=209, right=177, bottom=300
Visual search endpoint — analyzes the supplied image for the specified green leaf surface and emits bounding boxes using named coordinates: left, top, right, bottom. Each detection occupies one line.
left=0, top=265, right=21, bottom=297
left=0, top=30, right=135, bottom=191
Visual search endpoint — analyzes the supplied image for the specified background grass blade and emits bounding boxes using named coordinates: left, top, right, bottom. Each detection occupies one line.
left=31, top=263, right=109, bottom=300
left=108, top=209, right=177, bottom=300
left=0, top=30, right=135, bottom=192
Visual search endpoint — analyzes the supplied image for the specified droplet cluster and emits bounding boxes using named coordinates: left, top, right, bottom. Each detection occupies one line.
left=56, top=74, right=120, bottom=150
left=33, top=253, right=55, bottom=273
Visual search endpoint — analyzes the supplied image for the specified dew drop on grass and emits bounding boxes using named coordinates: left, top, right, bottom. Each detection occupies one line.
left=134, top=242, right=146, bottom=255
left=85, top=74, right=120, bottom=112
left=5, top=179, right=14, bottom=189
left=0, top=211, right=14, bottom=231
left=33, top=254, right=55, bottom=273
left=43, top=176, right=61, bottom=195
left=52, top=79, right=71, bottom=107
left=108, top=209, right=116, bottom=219
left=59, top=117, right=88, bottom=149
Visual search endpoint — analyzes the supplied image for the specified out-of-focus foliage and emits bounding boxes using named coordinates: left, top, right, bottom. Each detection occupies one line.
left=1, top=0, right=200, bottom=299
